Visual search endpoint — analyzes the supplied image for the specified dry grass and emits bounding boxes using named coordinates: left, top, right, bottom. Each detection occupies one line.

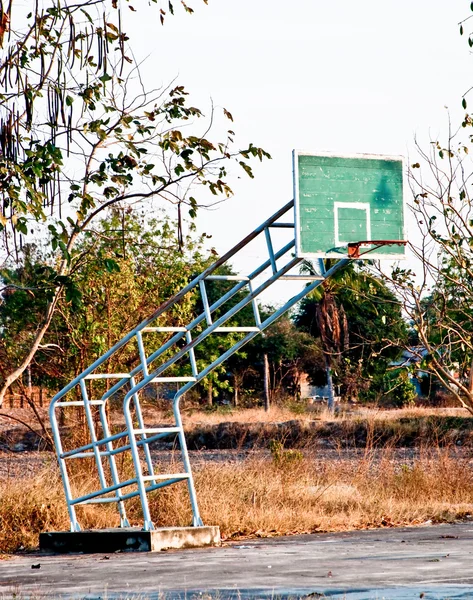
left=156, top=404, right=469, bottom=423
left=2, top=405, right=471, bottom=448
left=187, top=445, right=473, bottom=537
left=137, top=404, right=472, bottom=433
left=1, top=405, right=472, bottom=554
left=1, top=442, right=473, bottom=553
left=139, top=405, right=318, bottom=427
left=345, top=406, right=468, bottom=421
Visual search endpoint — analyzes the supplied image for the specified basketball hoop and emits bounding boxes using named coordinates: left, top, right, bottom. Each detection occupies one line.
left=347, top=240, right=407, bottom=259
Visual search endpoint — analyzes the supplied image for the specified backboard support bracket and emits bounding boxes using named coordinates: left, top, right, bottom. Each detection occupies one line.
left=347, top=240, right=407, bottom=259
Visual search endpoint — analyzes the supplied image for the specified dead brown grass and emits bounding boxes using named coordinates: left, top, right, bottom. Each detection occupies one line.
left=183, top=406, right=317, bottom=425
left=1, top=443, right=473, bottom=553
left=132, top=405, right=473, bottom=448
left=140, top=404, right=470, bottom=428
left=345, top=406, right=468, bottom=421
left=170, top=445, right=473, bottom=537
left=138, top=406, right=318, bottom=427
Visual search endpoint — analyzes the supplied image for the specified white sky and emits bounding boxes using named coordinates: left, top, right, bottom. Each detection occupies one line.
left=128, top=0, right=471, bottom=303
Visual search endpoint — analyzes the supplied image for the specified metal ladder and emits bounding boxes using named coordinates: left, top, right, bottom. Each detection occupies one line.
left=49, top=200, right=349, bottom=531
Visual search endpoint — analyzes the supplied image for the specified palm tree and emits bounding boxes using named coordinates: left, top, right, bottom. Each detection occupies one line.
left=295, top=260, right=407, bottom=410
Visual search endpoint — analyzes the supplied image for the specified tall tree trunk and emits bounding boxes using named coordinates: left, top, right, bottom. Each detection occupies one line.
left=293, top=368, right=301, bottom=401
left=264, top=353, right=270, bottom=412
left=207, top=381, right=213, bottom=407
left=325, top=356, right=335, bottom=413
left=468, top=356, right=473, bottom=396
left=27, top=365, right=32, bottom=395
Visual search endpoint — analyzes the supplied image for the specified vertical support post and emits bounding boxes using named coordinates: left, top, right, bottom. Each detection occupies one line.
left=50, top=403, right=81, bottom=531
left=186, top=331, right=198, bottom=377
left=79, top=380, right=108, bottom=491
left=173, top=391, right=203, bottom=527
left=98, top=401, right=130, bottom=527
left=248, top=280, right=261, bottom=329
left=134, top=333, right=156, bottom=478
left=199, top=280, right=213, bottom=326
left=264, top=227, right=277, bottom=274
left=123, top=391, right=154, bottom=531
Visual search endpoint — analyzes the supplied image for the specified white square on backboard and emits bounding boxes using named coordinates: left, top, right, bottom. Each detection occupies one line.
left=334, top=202, right=371, bottom=246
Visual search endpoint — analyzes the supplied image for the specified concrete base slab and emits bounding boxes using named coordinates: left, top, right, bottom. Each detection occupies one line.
left=39, top=526, right=220, bottom=554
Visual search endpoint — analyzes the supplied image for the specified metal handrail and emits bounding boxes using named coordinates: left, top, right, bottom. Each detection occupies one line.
left=49, top=198, right=351, bottom=532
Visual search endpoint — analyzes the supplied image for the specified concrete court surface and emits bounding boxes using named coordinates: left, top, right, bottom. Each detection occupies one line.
left=2, top=523, right=473, bottom=599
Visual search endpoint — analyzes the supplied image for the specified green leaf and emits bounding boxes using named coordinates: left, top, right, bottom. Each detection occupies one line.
left=463, top=97, right=467, bottom=109
left=65, top=284, right=82, bottom=309
left=80, top=9, right=93, bottom=23
left=104, top=258, right=120, bottom=273
left=239, top=161, right=254, bottom=179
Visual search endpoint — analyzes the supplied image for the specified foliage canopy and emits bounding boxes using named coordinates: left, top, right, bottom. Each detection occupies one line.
left=0, top=0, right=269, bottom=404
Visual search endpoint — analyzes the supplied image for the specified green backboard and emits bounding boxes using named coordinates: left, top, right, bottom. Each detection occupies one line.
left=293, top=151, right=406, bottom=259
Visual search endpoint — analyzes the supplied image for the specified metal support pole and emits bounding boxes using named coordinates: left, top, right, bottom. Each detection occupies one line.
left=134, top=334, right=156, bottom=478
left=98, top=401, right=129, bottom=527
left=49, top=195, right=353, bottom=533
left=173, top=392, right=203, bottom=527
left=123, top=392, right=155, bottom=531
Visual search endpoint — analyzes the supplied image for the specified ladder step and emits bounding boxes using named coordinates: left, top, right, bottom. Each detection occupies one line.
left=142, top=327, right=187, bottom=332
left=63, top=451, right=97, bottom=459
left=149, top=376, right=196, bottom=383
left=269, top=222, right=294, bottom=228
left=142, top=473, right=189, bottom=482
left=280, top=275, right=324, bottom=281
left=132, top=427, right=181, bottom=435
left=205, top=275, right=249, bottom=281
left=56, top=400, right=105, bottom=407
left=75, top=497, right=121, bottom=505
left=213, top=327, right=260, bottom=332
left=84, top=373, right=131, bottom=379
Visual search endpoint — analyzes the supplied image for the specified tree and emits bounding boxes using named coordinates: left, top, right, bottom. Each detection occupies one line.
left=296, top=262, right=408, bottom=405
left=0, top=0, right=269, bottom=405
left=387, top=126, right=473, bottom=414
left=378, top=6, right=473, bottom=414
left=246, top=310, right=323, bottom=408
left=0, top=210, right=213, bottom=400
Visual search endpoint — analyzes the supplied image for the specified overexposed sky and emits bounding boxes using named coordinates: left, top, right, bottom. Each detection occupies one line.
left=127, top=0, right=471, bottom=301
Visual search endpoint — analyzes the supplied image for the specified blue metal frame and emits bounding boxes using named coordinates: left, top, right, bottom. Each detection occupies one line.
left=49, top=200, right=349, bottom=531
